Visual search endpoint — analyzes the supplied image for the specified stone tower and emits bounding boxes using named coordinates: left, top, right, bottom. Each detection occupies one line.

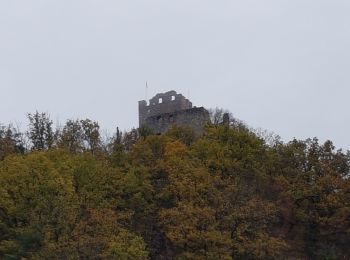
left=138, top=90, right=210, bottom=134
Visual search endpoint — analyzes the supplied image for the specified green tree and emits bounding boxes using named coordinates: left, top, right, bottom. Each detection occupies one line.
left=58, top=119, right=84, bottom=153
left=0, top=151, right=150, bottom=259
left=27, top=112, right=55, bottom=151
left=272, top=138, right=350, bottom=258
left=0, top=125, right=25, bottom=160
left=80, top=119, right=101, bottom=155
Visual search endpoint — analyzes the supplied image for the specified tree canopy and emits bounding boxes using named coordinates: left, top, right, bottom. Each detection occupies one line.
left=0, top=112, right=349, bottom=259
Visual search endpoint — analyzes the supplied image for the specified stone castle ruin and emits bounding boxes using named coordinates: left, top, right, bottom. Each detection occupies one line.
left=138, top=90, right=210, bottom=134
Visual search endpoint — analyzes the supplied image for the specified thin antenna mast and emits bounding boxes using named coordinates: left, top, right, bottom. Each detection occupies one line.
left=145, top=81, right=148, bottom=102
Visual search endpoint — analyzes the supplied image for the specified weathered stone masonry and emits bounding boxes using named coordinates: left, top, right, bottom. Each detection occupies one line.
left=138, top=90, right=210, bottom=134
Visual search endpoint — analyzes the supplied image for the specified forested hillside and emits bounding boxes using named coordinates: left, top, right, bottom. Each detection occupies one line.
left=0, top=112, right=349, bottom=259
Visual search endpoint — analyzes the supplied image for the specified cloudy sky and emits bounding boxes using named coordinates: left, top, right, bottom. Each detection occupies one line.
left=0, top=0, right=349, bottom=149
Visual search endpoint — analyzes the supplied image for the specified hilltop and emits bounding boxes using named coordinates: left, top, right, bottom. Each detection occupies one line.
left=0, top=112, right=349, bottom=259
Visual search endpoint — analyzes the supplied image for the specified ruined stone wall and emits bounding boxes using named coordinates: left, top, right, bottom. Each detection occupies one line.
left=144, top=107, right=210, bottom=135
left=139, top=91, right=192, bottom=126
left=139, top=90, right=210, bottom=134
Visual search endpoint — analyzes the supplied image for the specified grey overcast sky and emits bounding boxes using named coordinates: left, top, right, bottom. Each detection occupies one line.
left=0, top=0, right=349, bottom=149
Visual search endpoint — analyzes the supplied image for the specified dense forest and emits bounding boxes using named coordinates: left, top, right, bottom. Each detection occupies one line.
left=0, top=111, right=349, bottom=259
